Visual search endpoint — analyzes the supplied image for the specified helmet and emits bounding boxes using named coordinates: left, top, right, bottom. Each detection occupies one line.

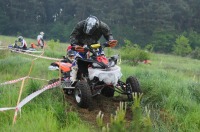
left=83, top=15, right=100, bottom=35
left=67, top=50, right=76, bottom=61
left=18, top=36, right=23, bottom=42
left=40, top=32, right=44, bottom=35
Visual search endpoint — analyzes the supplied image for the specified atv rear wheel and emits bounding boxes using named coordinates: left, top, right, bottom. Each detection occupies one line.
left=126, top=76, right=141, bottom=101
left=74, top=80, right=92, bottom=108
left=101, top=86, right=115, bottom=97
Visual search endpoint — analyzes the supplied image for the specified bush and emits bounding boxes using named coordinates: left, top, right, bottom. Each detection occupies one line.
left=48, top=39, right=60, bottom=51
left=172, top=35, right=192, bottom=56
left=189, top=47, right=200, bottom=60
left=120, top=40, right=150, bottom=65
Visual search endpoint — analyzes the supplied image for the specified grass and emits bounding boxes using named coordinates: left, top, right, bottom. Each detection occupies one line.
left=120, top=53, right=200, bottom=131
left=0, top=35, right=200, bottom=131
left=0, top=35, right=92, bottom=131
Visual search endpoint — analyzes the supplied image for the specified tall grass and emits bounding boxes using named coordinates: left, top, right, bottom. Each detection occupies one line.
left=1, top=35, right=200, bottom=131
left=119, top=52, right=200, bottom=131
left=0, top=36, right=92, bottom=131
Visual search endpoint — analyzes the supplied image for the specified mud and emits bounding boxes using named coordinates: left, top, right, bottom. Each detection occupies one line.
left=64, top=93, right=133, bottom=127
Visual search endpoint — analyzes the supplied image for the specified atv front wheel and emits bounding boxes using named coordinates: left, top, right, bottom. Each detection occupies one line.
left=74, top=80, right=92, bottom=108
left=126, top=76, right=141, bottom=101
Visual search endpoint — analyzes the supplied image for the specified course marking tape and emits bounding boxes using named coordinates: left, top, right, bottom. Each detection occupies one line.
left=11, top=49, right=61, bottom=61
left=0, top=76, right=28, bottom=86
left=12, top=81, right=60, bottom=123
left=17, top=81, right=60, bottom=109
left=0, top=46, right=8, bottom=48
left=28, top=77, right=49, bottom=82
left=0, top=107, right=16, bottom=112
left=0, top=48, right=8, bottom=50
left=0, top=81, right=60, bottom=113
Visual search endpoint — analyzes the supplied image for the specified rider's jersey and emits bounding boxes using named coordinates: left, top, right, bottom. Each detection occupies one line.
left=37, top=34, right=43, bottom=41
left=70, top=20, right=114, bottom=46
left=20, top=39, right=27, bottom=49
left=37, top=34, right=44, bottom=46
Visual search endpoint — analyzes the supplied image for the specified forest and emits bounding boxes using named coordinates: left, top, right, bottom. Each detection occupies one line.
left=0, top=0, right=200, bottom=53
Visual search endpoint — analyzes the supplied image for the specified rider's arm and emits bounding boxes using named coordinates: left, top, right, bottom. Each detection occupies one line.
left=100, top=22, right=114, bottom=41
left=69, top=21, right=84, bottom=46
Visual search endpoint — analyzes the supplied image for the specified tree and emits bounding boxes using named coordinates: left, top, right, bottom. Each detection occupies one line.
left=173, top=35, right=192, bottom=56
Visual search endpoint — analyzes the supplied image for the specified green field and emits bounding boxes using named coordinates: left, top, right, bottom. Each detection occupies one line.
left=0, top=35, right=200, bottom=131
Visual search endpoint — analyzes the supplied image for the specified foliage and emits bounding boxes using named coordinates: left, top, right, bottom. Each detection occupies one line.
left=96, top=94, right=153, bottom=132
left=150, top=31, right=176, bottom=53
left=189, top=47, right=200, bottom=60
left=47, top=39, right=60, bottom=51
left=131, top=93, right=153, bottom=132
left=120, top=39, right=150, bottom=65
left=109, top=102, right=127, bottom=132
left=144, top=44, right=154, bottom=53
left=1, top=0, right=200, bottom=53
left=183, top=30, right=200, bottom=49
left=173, top=35, right=192, bottom=56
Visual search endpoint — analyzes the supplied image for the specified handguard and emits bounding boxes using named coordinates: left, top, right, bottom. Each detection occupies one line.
left=73, top=46, right=85, bottom=52
left=108, top=40, right=118, bottom=48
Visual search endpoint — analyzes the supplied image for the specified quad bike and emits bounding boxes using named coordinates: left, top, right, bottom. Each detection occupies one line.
left=49, top=40, right=141, bottom=108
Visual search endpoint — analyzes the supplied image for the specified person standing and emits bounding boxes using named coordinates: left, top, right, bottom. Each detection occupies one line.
left=37, top=32, right=45, bottom=49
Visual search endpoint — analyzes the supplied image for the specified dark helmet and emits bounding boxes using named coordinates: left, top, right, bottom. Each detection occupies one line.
left=83, top=15, right=100, bottom=35
left=67, top=50, right=76, bottom=61
left=67, top=50, right=76, bottom=56
left=18, top=36, right=23, bottom=42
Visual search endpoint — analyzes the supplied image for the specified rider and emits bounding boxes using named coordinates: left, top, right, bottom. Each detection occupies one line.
left=69, top=15, right=115, bottom=82
left=61, top=46, right=76, bottom=83
left=17, top=36, right=27, bottom=50
left=62, top=46, right=76, bottom=63
left=37, top=31, right=45, bottom=49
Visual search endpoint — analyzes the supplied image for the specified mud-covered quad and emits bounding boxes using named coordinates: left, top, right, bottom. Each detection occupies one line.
left=49, top=40, right=141, bottom=108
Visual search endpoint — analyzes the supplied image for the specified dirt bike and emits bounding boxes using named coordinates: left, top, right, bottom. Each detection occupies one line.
left=48, top=40, right=141, bottom=108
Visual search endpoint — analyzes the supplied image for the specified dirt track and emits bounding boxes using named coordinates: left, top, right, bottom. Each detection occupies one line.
left=64, top=94, right=133, bottom=127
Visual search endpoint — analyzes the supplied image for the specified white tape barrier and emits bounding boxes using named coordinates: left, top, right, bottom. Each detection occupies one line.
left=28, top=77, right=49, bottom=82
left=0, top=76, right=28, bottom=86
left=11, top=49, right=61, bottom=61
left=17, top=81, right=60, bottom=108
left=0, top=76, right=50, bottom=87
left=0, top=81, right=60, bottom=112
left=0, top=46, right=8, bottom=48
left=0, top=48, right=8, bottom=50
left=0, top=107, right=16, bottom=111
left=10, top=48, right=43, bottom=53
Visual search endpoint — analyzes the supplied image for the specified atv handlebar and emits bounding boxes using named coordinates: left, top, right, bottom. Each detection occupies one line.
left=71, top=40, right=118, bottom=53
